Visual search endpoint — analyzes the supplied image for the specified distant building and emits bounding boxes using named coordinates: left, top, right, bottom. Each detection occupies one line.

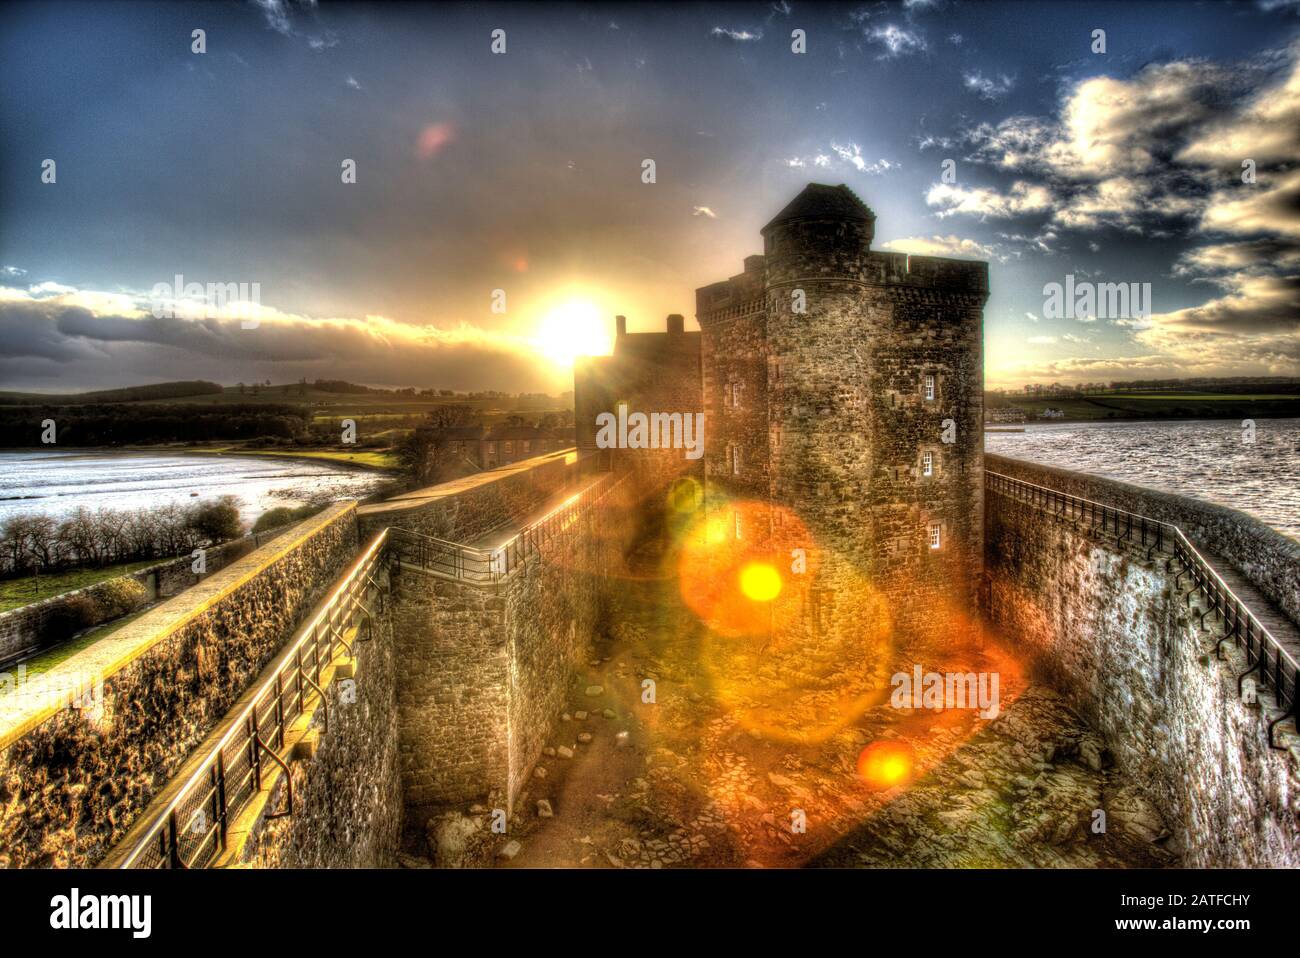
left=1039, top=407, right=1065, bottom=419
left=421, top=423, right=571, bottom=474
left=987, top=407, right=1028, bottom=424
left=573, top=312, right=703, bottom=489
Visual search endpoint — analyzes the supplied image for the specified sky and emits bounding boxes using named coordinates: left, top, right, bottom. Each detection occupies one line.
left=1, top=0, right=1298, bottom=393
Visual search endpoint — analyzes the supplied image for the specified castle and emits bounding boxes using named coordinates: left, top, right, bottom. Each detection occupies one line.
left=5, top=184, right=1298, bottom=873
left=577, top=183, right=988, bottom=644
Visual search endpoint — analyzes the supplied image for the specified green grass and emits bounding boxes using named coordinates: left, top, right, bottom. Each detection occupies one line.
left=184, top=446, right=400, bottom=470
left=5, top=605, right=156, bottom=683
left=0, top=559, right=160, bottom=613
left=1100, top=393, right=1296, bottom=401
left=987, top=393, right=1300, bottom=421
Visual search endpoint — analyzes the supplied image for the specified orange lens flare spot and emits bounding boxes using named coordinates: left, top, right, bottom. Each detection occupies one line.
left=857, top=741, right=915, bottom=789
left=738, top=562, right=782, bottom=602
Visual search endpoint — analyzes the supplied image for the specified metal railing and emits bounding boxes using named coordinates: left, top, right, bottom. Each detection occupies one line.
left=112, top=529, right=391, bottom=869
left=988, top=470, right=1300, bottom=747
left=112, top=474, right=624, bottom=868
left=388, top=473, right=618, bottom=584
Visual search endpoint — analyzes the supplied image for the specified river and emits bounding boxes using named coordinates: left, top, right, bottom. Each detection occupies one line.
left=984, top=417, right=1300, bottom=540
left=0, top=450, right=390, bottom=528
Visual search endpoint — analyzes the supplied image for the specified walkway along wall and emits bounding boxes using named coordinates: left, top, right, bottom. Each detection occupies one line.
left=984, top=456, right=1300, bottom=867
left=358, top=449, right=584, bottom=544
left=0, top=502, right=359, bottom=868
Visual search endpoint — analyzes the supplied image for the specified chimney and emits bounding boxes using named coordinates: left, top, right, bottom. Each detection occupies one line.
left=615, top=315, right=627, bottom=337
left=666, top=314, right=685, bottom=335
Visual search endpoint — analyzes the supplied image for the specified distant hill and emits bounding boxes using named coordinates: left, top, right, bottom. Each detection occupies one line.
left=0, top=381, right=224, bottom=405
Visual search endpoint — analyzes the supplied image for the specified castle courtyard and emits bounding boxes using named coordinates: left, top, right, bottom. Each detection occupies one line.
left=474, top=538, right=1177, bottom=870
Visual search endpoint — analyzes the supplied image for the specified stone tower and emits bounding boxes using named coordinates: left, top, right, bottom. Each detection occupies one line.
left=696, top=183, right=987, bottom=646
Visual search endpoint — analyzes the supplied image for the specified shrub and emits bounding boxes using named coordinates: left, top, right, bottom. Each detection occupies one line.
left=94, top=577, right=147, bottom=620
left=189, top=496, right=243, bottom=544
left=42, top=595, right=97, bottom=643
left=251, top=503, right=322, bottom=535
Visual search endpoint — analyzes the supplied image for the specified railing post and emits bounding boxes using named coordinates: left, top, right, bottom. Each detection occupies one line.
left=167, top=809, right=182, bottom=869
left=215, top=749, right=228, bottom=850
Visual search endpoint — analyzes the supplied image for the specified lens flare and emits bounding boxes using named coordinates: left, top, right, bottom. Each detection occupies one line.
left=857, top=740, right=915, bottom=789
left=667, top=477, right=702, bottom=514
left=738, top=562, right=782, bottom=602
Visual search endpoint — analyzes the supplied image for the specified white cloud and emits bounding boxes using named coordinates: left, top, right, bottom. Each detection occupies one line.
left=1201, top=168, right=1300, bottom=239
left=786, top=145, right=890, bottom=175
left=867, top=25, right=926, bottom=57
left=830, top=142, right=896, bottom=175
left=0, top=280, right=560, bottom=391
left=963, top=72, right=1015, bottom=101
left=879, top=234, right=1003, bottom=261
left=925, top=181, right=1053, bottom=219
left=711, top=26, right=763, bottom=42
left=692, top=206, right=718, bottom=219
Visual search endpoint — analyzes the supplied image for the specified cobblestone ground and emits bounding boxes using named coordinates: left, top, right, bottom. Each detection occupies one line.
left=484, top=546, right=1181, bottom=870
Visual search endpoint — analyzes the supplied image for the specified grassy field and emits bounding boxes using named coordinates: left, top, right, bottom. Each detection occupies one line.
left=0, top=559, right=160, bottom=613
left=126, top=385, right=571, bottom=423
left=987, top=393, right=1300, bottom=422
left=183, top=445, right=401, bottom=471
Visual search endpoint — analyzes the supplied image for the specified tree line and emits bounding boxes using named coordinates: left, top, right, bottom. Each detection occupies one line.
left=0, top=497, right=244, bottom=578
left=0, top=403, right=310, bottom=446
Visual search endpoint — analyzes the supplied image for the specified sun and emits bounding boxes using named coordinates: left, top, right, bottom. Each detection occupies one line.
left=532, top=298, right=614, bottom=369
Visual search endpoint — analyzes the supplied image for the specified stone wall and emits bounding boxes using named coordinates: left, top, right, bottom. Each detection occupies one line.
left=504, top=476, right=628, bottom=805
left=389, top=574, right=510, bottom=815
left=0, top=530, right=285, bottom=667
left=985, top=478, right=1300, bottom=866
left=357, top=450, right=583, bottom=545
left=0, top=502, right=360, bottom=868
left=232, top=593, right=403, bottom=868
left=390, top=472, right=633, bottom=821
left=986, top=453, right=1300, bottom=630
left=694, top=185, right=987, bottom=651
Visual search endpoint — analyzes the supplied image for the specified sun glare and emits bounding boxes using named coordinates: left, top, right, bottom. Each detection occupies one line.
left=532, top=297, right=614, bottom=369
left=739, top=562, right=782, bottom=602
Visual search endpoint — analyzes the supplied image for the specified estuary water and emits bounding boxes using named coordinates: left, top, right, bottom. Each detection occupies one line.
left=984, top=418, right=1300, bottom=540
left=0, top=450, right=389, bottom=528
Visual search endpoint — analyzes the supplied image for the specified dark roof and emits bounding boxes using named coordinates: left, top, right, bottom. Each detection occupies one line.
left=761, top=183, right=874, bottom=233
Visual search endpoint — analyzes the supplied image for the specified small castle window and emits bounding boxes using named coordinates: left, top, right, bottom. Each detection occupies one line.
left=732, top=382, right=744, bottom=409
left=734, top=511, right=743, bottom=539
left=924, top=375, right=936, bottom=401
left=724, top=383, right=733, bottom=408
left=731, top=444, right=742, bottom=475
left=922, top=451, right=934, bottom=477
left=928, top=523, right=942, bottom=549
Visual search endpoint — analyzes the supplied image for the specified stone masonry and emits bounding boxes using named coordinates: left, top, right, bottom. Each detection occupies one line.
left=696, top=183, right=986, bottom=647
